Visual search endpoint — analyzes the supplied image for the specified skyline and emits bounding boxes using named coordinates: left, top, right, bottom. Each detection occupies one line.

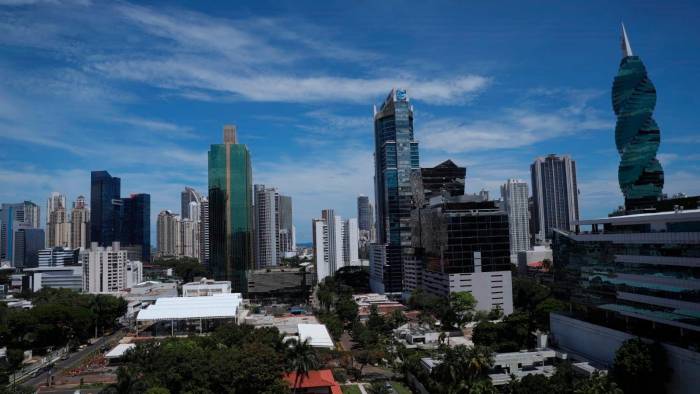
left=2, top=1, right=700, bottom=243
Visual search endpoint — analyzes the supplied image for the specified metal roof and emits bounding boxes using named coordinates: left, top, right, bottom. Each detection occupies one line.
left=105, top=343, right=136, bottom=359
left=136, top=293, right=242, bottom=321
left=298, top=324, right=334, bottom=348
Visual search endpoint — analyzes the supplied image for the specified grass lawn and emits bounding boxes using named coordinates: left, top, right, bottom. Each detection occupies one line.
left=391, top=381, right=412, bottom=394
left=341, top=384, right=363, bottom=394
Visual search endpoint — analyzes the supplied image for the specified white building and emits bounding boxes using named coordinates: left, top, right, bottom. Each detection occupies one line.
left=179, top=218, right=200, bottom=259
left=25, top=266, right=83, bottom=292
left=254, top=184, right=279, bottom=268
left=200, top=198, right=210, bottom=266
left=81, top=242, right=131, bottom=293
left=156, top=210, right=180, bottom=257
left=125, top=260, right=143, bottom=289
left=342, top=218, right=360, bottom=266
left=46, top=192, right=70, bottom=248
left=501, top=179, right=531, bottom=263
left=182, top=277, right=231, bottom=297
left=38, top=247, right=78, bottom=267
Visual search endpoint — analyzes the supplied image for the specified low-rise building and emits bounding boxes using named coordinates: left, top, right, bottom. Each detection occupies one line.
left=182, top=277, right=231, bottom=297
left=517, top=246, right=552, bottom=275
left=23, top=266, right=82, bottom=292
left=353, top=293, right=405, bottom=320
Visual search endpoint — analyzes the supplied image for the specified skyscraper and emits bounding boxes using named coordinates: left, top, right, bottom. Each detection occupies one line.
left=614, top=24, right=664, bottom=211
left=181, top=187, right=202, bottom=220
left=208, top=125, right=253, bottom=292
left=46, top=192, right=70, bottom=248
left=313, top=209, right=355, bottom=283
left=277, top=194, right=295, bottom=256
left=70, top=196, right=90, bottom=249
left=1, top=201, right=41, bottom=264
left=357, top=195, right=372, bottom=232
left=342, top=218, right=360, bottom=266
left=371, top=88, right=420, bottom=294
left=90, top=170, right=122, bottom=247
left=254, top=184, right=279, bottom=268
left=156, top=210, right=180, bottom=257
left=13, top=227, right=45, bottom=268
left=200, top=197, right=210, bottom=266
left=530, top=154, right=579, bottom=243
left=121, top=193, right=151, bottom=262
left=500, top=179, right=531, bottom=262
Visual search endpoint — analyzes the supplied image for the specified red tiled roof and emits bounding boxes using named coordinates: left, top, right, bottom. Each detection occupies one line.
left=284, top=369, right=342, bottom=394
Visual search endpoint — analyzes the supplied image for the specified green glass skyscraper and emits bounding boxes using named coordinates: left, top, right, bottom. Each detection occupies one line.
left=613, top=24, right=664, bottom=210
left=208, top=125, right=253, bottom=293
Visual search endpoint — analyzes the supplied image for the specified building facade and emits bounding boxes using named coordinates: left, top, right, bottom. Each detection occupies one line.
left=1, top=201, right=41, bottom=264
left=13, top=227, right=45, bottom=268
left=81, top=241, right=133, bottom=293
left=372, top=88, right=420, bottom=294
left=412, top=197, right=513, bottom=314
left=121, top=193, right=151, bottom=262
left=46, top=192, right=70, bottom=248
left=277, top=194, right=295, bottom=256
left=180, top=187, right=202, bottom=220
left=38, top=247, right=79, bottom=267
left=343, top=218, right=360, bottom=266
left=531, top=154, right=579, bottom=243
left=208, top=125, right=253, bottom=292
left=357, top=195, right=372, bottom=232
left=500, top=179, right=531, bottom=262
left=156, top=210, right=180, bottom=257
left=312, top=209, right=343, bottom=283
left=419, top=160, right=466, bottom=199
left=200, top=197, right=210, bottom=266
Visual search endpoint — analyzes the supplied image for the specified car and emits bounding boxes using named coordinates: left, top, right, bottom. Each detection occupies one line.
left=60, top=354, right=70, bottom=361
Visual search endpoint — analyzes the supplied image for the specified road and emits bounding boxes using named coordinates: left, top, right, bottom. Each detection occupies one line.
left=22, top=330, right=125, bottom=389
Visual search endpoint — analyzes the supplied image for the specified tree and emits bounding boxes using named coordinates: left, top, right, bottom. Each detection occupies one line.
left=367, top=304, right=386, bottom=333
left=318, top=313, right=343, bottom=340
left=611, top=338, right=669, bottom=394
left=574, top=372, right=623, bottom=394
left=335, top=294, right=358, bottom=324
left=368, top=381, right=394, bottom=394
left=433, top=345, right=494, bottom=393
left=533, top=298, right=567, bottom=330
left=286, top=338, right=320, bottom=394
left=387, top=309, right=406, bottom=329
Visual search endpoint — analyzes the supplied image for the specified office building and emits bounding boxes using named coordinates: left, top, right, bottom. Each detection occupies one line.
left=121, top=193, right=151, bottom=262
left=411, top=196, right=513, bottom=314
left=531, top=154, right=579, bottom=243
left=419, top=160, right=466, bottom=199
left=38, top=247, right=79, bottom=267
left=200, top=197, right=210, bottom=266
left=181, top=187, right=202, bottom=220
left=70, top=195, right=90, bottom=249
left=90, top=170, right=122, bottom=247
left=371, top=88, right=420, bottom=294
left=156, top=210, right=180, bottom=257
left=208, top=125, right=253, bottom=292
left=46, top=192, right=70, bottom=248
left=13, top=227, right=45, bottom=268
left=24, top=266, right=83, bottom=292
left=254, top=184, right=279, bottom=268
left=82, top=241, right=134, bottom=293
left=613, top=24, right=664, bottom=211
left=1, top=201, right=41, bottom=264
left=179, top=217, right=199, bottom=259
left=500, top=179, right=531, bottom=262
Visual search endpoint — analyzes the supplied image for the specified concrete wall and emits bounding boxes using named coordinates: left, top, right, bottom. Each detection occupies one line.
left=550, top=313, right=700, bottom=394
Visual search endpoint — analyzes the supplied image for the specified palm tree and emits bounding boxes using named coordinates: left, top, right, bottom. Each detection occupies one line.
left=464, top=345, right=493, bottom=382
left=286, top=338, right=320, bottom=394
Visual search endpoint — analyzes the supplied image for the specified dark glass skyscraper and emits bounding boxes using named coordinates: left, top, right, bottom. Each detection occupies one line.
left=372, top=88, right=420, bottom=293
left=122, top=193, right=151, bottom=262
left=419, top=159, right=466, bottom=200
left=208, top=125, right=253, bottom=293
left=90, top=171, right=122, bottom=247
left=613, top=24, right=664, bottom=211
left=357, top=195, right=372, bottom=232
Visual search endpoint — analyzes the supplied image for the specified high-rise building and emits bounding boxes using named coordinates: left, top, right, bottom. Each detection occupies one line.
left=357, top=195, right=372, bottom=232
left=13, top=227, right=45, bottom=268
left=530, top=154, right=579, bottom=243
left=419, top=160, right=466, bottom=199
left=1, top=201, right=41, bottom=264
left=371, top=88, right=420, bottom=294
left=500, top=179, right=531, bottom=262
left=179, top=218, right=200, bottom=259
left=156, top=210, right=180, bottom=257
left=70, top=195, right=90, bottom=249
left=181, top=187, right=202, bottom=220
left=342, top=218, right=359, bottom=266
left=90, top=170, right=122, bottom=247
left=613, top=25, right=664, bottom=211
left=254, top=184, right=279, bottom=268
left=411, top=196, right=513, bottom=314
left=46, top=192, right=70, bottom=248
left=121, top=193, right=151, bottom=262
left=200, top=197, right=210, bottom=266
left=208, top=125, right=253, bottom=292
left=81, top=242, right=140, bottom=293
left=313, top=209, right=342, bottom=283
left=277, top=194, right=295, bottom=256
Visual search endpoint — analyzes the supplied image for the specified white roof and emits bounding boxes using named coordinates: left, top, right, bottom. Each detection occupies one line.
left=105, top=343, right=135, bottom=359
left=136, top=293, right=242, bottom=321
left=297, top=324, right=334, bottom=349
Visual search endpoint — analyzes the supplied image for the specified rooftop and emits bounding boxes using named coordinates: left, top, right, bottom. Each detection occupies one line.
left=577, top=208, right=700, bottom=226
left=297, top=324, right=334, bottom=349
left=283, top=370, right=341, bottom=394
left=136, top=293, right=242, bottom=321
left=105, top=343, right=136, bottom=359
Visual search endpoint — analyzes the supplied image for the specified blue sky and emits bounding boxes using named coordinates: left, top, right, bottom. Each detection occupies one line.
left=1, top=0, right=699, bottom=244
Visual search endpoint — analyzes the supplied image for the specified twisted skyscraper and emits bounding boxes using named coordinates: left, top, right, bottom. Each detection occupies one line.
left=613, top=24, right=664, bottom=210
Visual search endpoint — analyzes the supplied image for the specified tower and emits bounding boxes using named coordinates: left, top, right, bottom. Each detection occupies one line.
left=613, top=23, right=664, bottom=210
left=531, top=154, right=579, bottom=243
left=208, top=125, right=253, bottom=292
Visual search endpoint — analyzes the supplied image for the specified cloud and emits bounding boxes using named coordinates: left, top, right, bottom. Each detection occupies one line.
left=110, top=116, right=200, bottom=139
